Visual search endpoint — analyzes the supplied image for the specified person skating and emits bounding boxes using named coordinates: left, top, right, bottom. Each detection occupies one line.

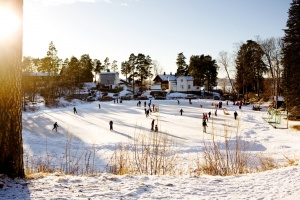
left=151, top=119, right=155, bottom=131
left=52, top=122, right=59, bottom=132
left=180, top=109, right=184, bottom=116
left=177, top=100, right=180, bottom=105
left=202, top=120, right=208, bottom=133
left=109, top=120, right=113, bottom=131
left=208, top=111, right=211, bottom=118
left=73, top=107, right=77, bottom=114
left=234, top=111, right=238, bottom=120
left=144, top=101, right=146, bottom=108
left=99, top=104, right=101, bottom=109
left=215, top=109, right=217, bottom=116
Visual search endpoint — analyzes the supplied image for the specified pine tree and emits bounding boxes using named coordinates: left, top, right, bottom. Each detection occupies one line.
left=282, top=0, right=300, bottom=116
left=176, top=52, right=188, bottom=76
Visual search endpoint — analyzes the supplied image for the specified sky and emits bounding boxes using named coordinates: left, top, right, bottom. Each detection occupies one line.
left=22, top=0, right=291, bottom=77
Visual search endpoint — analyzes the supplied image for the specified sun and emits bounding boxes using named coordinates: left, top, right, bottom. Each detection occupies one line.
left=0, top=7, right=20, bottom=41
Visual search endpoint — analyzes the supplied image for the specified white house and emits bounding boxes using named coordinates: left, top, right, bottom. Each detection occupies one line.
left=99, top=71, right=120, bottom=89
left=153, top=73, right=201, bottom=93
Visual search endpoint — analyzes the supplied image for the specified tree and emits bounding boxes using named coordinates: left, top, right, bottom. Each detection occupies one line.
left=257, top=37, right=283, bottom=106
left=189, top=54, right=219, bottom=93
left=0, top=0, right=25, bottom=178
left=176, top=52, right=188, bottom=76
left=121, top=61, right=131, bottom=82
left=218, top=51, right=236, bottom=94
left=128, top=53, right=137, bottom=93
left=38, top=42, right=62, bottom=104
left=135, top=53, right=152, bottom=87
left=235, top=40, right=266, bottom=99
left=79, top=54, right=94, bottom=82
left=152, top=60, right=164, bottom=77
left=282, top=0, right=300, bottom=116
left=93, top=59, right=103, bottom=82
left=111, top=60, right=118, bottom=72
left=103, top=57, right=110, bottom=71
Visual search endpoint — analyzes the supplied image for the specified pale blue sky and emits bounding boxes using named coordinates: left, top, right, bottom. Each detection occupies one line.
left=23, top=0, right=290, bottom=77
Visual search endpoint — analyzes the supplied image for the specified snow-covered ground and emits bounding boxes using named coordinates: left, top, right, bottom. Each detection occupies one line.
left=1, top=94, right=300, bottom=199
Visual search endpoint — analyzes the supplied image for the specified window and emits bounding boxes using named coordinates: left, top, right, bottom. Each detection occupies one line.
left=181, top=79, right=183, bottom=82
left=180, top=85, right=183, bottom=89
left=188, top=85, right=191, bottom=89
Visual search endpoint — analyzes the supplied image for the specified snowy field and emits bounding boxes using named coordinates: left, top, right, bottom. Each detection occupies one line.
left=1, top=96, right=300, bottom=199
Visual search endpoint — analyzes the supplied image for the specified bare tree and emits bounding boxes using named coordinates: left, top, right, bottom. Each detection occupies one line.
left=152, top=60, right=164, bottom=77
left=0, top=0, right=24, bottom=178
left=218, top=51, right=236, bottom=94
left=257, top=37, right=283, bottom=106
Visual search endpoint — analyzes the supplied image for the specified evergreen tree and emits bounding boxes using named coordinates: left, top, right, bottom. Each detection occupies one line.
left=104, top=57, right=110, bottom=71
left=282, top=0, right=300, bottom=116
left=189, top=54, right=218, bottom=92
left=176, top=52, right=188, bottom=76
left=79, top=54, right=94, bottom=82
left=121, top=61, right=131, bottom=82
left=235, top=40, right=266, bottom=99
left=111, top=60, right=118, bottom=72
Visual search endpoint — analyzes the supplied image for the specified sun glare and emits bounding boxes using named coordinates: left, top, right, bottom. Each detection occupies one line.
left=0, top=7, right=20, bottom=40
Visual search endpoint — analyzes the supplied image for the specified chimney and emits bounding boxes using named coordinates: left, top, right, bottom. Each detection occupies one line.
left=170, top=72, right=172, bottom=75
left=163, top=72, right=166, bottom=75
left=107, top=69, right=110, bottom=72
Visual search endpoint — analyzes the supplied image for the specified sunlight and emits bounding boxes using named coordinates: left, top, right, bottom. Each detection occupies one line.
left=0, top=7, right=20, bottom=41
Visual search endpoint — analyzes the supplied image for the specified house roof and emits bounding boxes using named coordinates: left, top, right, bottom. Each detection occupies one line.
left=100, top=72, right=118, bottom=75
left=155, top=74, right=176, bottom=82
left=177, top=75, right=194, bottom=81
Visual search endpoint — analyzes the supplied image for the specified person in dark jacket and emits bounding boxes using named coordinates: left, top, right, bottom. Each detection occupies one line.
left=151, top=119, right=155, bottom=131
left=202, top=120, right=207, bottom=133
left=234, top=111, right=238, bottom=120
left=73, top=107, right=77, bottom=114
left=180, top=109, right=184, bottom=116
left=109, top=121, right=113, bottom=131
left=52, top=122, right=59, bottom=132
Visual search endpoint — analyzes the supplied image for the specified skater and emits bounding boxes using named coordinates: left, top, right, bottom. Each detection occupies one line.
left=215, top=109, right=217, bottom=116
left=148, top=102, right=151, bottom=108
left=151, top=119, right=155, bottom=131
left=73, top=107, right=77, bottom=114
left=208, top=111, right=211, bottom=118
left=152, top=104, right=155, bottom=111
left=234, top=111, right=238, bottom=120
left=138, top=100, right=141, bottom=107
left=144, top=101, right=146, bottom=108
left=202, top=120, right=208, bottom=133
left=146, top=109, right=150, bottom=117
left=180, top=109, right=184, bottom=116
left=189, top=99, right=192, bottom=104
left=109, top=120, right=113, bottom=131
left=177, top=100, right=180, bottom=105
left=52, top=122, right=59, bottom=132
left=114, top=99, right=116, bottom=104
left=155, top=124, right=158, bottom=132
left=99, top=104, right=101, bottom=109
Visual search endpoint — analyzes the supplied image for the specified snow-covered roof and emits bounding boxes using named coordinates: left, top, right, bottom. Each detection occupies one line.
left=176, top=75, right=194, bottom=81
left=158, top=74, right=176, bottom=81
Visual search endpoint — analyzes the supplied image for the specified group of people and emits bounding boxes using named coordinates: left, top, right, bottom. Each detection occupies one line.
left=52, top=100, right=239, bottom=134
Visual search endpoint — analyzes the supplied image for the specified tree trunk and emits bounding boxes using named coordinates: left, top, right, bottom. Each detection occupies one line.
left=0, top=0, right=24, bottom=178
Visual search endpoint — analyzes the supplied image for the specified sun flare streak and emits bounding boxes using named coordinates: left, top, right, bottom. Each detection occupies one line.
left=0, top=7, right=20, bottom=41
